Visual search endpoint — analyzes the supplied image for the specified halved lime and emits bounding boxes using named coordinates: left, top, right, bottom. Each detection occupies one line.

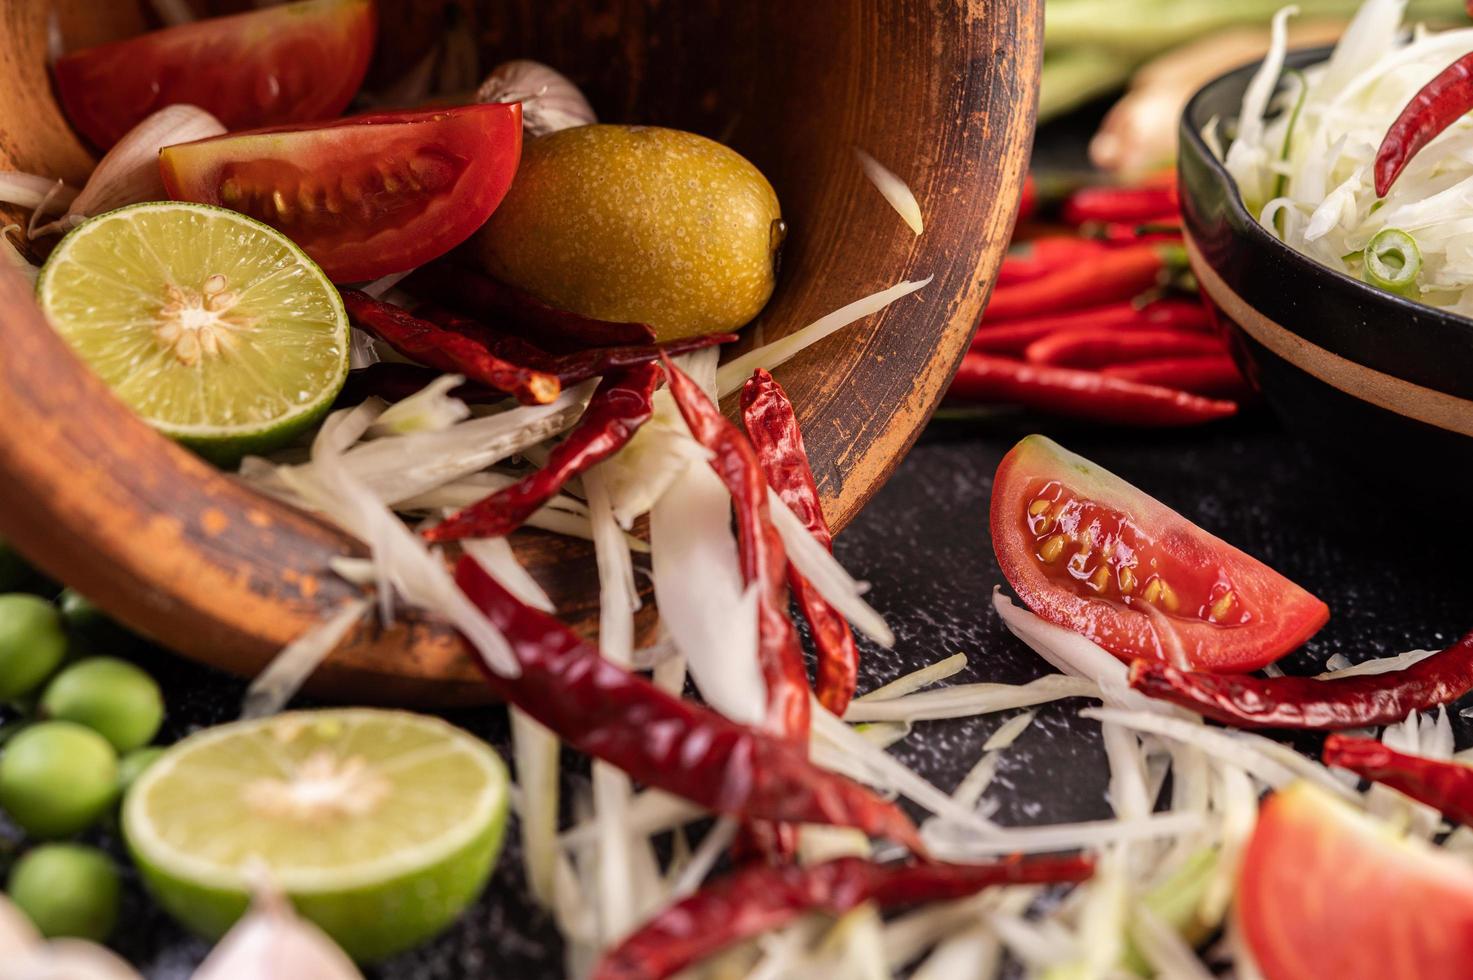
left=36, top=202, right=349, bottom=464
left=122, top=709, right=508, bottom=962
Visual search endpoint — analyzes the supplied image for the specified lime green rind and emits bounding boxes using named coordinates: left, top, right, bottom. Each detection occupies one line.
left=35, top=202, right=349, bottom=465
left=129, top=806, right=505, bottom=962
left=121, top=709, right=509, bottom=963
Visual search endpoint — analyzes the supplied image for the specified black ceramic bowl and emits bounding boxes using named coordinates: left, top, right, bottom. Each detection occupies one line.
left=1179, top=47, right=1473, bottom=486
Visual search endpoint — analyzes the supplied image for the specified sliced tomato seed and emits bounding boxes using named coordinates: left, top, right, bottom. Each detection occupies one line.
left=1022, top=482, right=1248, bottom=627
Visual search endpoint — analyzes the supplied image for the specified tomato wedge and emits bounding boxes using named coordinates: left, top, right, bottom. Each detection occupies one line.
left=53, top=0, right=376, bottom=150
left=160, top=104, right=523, bottom=283
left=990, top=435, right=1327, bottom=672
left=1240, top=783, right=1473, bottom=980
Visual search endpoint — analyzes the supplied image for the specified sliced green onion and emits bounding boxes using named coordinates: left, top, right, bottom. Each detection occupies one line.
left=1363, top=228, right=1422, bottom=296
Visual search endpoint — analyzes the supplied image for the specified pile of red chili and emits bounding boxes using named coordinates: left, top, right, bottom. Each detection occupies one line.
left=950, top=174, right=1250, bottom=427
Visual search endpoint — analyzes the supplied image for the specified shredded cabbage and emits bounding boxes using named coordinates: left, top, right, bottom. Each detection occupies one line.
left=1224, top=3, right=1473, bottom=313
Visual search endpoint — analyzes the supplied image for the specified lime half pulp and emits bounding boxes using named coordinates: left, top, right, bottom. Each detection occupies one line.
left=122, top=709, right=508, bottom=962
left=36, top=202, right=349, bottom=464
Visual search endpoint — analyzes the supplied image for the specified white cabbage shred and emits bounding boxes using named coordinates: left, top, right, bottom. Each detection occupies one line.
left=1224, top=2, right=1473, bottom=313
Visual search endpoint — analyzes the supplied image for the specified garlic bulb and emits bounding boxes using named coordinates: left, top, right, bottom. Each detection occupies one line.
left=10, top=939, right=143, bottom=980
left=33, top=105, right=225, bottom=237
left=478, top=60, right=596, bottom=137
left=192, top=885, right=362, bottom=980
left=0, top=893, right=40, bottom=958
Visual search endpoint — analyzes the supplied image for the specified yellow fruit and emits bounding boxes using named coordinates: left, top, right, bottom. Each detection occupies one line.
left=475, top=124, right=783, bottom=341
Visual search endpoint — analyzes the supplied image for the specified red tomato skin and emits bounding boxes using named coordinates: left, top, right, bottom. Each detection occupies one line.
left=160, top=104, right=523, bottom=283
left=990, top=435, right=1328, bottom=672
left=1240, top=783, right=1473, bottom=980
left=53, top=0, right=376, bottom=150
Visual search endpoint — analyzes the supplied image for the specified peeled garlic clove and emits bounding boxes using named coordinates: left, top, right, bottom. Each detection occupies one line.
left=192, top=886, right=362, bottom=980
left=477, top=59, right=596, bottom=137
left=35, top=105, right=225, bottom=236
left=0, top=892, right=40, bottom=958
left=12, top=939, right=143, bottom=980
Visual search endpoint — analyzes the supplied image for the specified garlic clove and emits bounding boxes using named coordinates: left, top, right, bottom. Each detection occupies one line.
left=0, top=893, right=41, bottom=959
left=191, top=884, right=363, bottom=980
left=10, top=939, right=144, bottom=980
left=477, top=59, right=596, bottom=137
left=33, top=105, right=225, bottom=237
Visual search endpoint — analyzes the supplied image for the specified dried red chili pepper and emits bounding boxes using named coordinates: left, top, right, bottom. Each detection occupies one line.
left=997, top=237, right=1110, bottom=287
left=404, top=262, right=657, bottom=349
left=1102, top=356, right=1248, bottom=398
left=1024, top=327, right=1226, bottom=369
left=1129, top=630, right=1473, bottom=729
left=1062, top=184, right=1178, bottom=226
left=336, top=362, right=503, bottom=408
left=971, top=299, right=1210, bottom=355
left=949, top=354, right=1237, bottom=427
left=425, top=363, right=660, bottom=542
left=663, top=358, right=811, bottom=743
left=453, top=557, right=925, bottom=849
left=341, top=291, right=561, bottom=405
left=1375, top=52, right=1473, bottom=197
left=422, top=305, right=736, bottom=387
left=985, top=244, right=1182, bottom=321
left=592, top=854, right=1095, bottom=980
left=1323, top=735, right=1473, bottom=825
left=740, top=368, right=859, bottom=716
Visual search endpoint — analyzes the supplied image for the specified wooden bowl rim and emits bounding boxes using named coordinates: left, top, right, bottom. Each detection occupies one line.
left=0, top=2, right=1042, bottom=704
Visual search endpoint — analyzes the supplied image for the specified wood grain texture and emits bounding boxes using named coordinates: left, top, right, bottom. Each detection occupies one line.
left=0, top=0, right=1040, bottom=704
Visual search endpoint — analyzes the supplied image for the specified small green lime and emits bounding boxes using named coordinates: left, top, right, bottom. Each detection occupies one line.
left=7, top=844, right=120, bottom=941
left=117, top=746, right=165, bottom=794
left=36, top=202, right=351, bottom=465
left=40, top=657, right=163, bottom=753
left=125, top=709, right=508, bottom=962
left=0, top=595, right=67, bottom=701
left=0, top=721, right=118, bottom=838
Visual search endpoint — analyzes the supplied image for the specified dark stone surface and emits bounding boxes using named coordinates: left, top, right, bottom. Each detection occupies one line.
left=91, top=408, right=1473, bottom=979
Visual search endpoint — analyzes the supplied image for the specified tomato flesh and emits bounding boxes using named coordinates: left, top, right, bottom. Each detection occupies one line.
left=1240, top=783, right=1473, bottom=980
left=160, top=105, right=523, bottom=283
left=990, top=435, right=1327, bottom=672
left=53, top=0, right=376, bottom=150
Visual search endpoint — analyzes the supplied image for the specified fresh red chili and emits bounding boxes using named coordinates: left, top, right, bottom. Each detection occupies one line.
left=1024, top=327, right=1226, bottom=369
left=337, top=362, right=502, bottom=408
left=1323, top=735, right=1473, bottom=826
left=425, top=363, right=661, bottom=543
left=740, top=368, right=860, bottom=716
left=996, top=237, right=1110, bottom=287
left=1375, top=52, right=1473, bottom=197
left=341, top=291, right=561, bottom=405
left=1129, top=630, right=1473, bottom=729
left=1017, top=174, right=1038, bottom=223
left=971, top=300, right=1211, bottom=355
left=404, top=263, right=657, bottom=350
left=985, top=244, right=1181, bottom=321
left=592, top=854, right=1094, bottom=980
left=1102, top=356, right=1248, bottom=398
left=1090, top=218, right=1183, bottom=246
left=454, top=556, right=925, bottom=849
left=663, top=358, right=811, bottom=744
left=422, top=305, right=736, bottom=388
left=1062, top=185, right=1178, bottom=226
left=949, top=354, right=1237, bottom=427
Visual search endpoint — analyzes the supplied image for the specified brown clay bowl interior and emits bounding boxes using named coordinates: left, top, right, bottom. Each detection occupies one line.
left=0, top=0, right=1041, bottom=704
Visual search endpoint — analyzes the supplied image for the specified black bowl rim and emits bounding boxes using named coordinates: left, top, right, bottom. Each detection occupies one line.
left=1180, top=44, right=1473, bottom=346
